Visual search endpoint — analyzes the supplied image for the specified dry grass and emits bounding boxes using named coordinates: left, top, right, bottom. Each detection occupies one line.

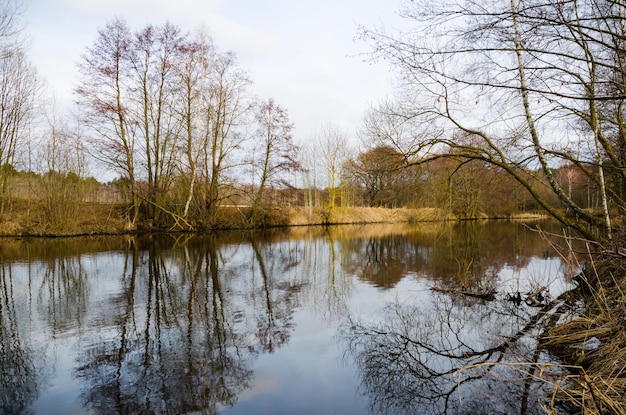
left=0, top=200, right=452, bottom=236
left=455, top=253, right=626, bottom=415
left=0, top=197, right=545, bottom=238
left=540, top=255, right=626, bottom=415
left=509, top=212, right=550, bottom=220
left=285, top=206, right=450, bottom=226
left=0, top=198, right=128, bottom=236
left=452, top=229, right=626, bottom=415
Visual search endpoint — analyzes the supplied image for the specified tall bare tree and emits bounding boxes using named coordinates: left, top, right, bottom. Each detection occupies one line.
left=79, top=19, right=257, bottom=228
left=299, top=138, right=320, bottom=213
left=317, top=124, right=349, bottom=210
left=250, top=98, right=298, bottom=216
left=175, top=29, right=215, bottom=221
left=201, top=51, right=252, bottom=226
left=129, top=22, right=184, bottom=222
left=361, top=0, right=626, bottom=243
left=0, top=0, right=24, bottom=56
left=76, top=18, right=139, bottom=226
left=0, top=0, right=38, bottom=215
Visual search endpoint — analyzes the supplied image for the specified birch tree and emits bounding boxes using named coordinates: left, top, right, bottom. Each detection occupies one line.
left=361, top=0, right=626, bottom=243
left=318, top=124, right=349, bottom=209
left=201, top=51, right=252, bottom=226
left=79, top=20, right=255, bottom=228
left=175, top=30, right=215, bottom=221
left=130, top=23, right=184, bottom=222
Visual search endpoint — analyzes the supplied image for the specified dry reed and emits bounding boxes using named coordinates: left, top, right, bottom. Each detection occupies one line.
left=539, top=253, right=626, bottom=415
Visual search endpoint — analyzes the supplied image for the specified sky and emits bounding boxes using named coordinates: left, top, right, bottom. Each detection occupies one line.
left=23, top=0, right=405, bottom=148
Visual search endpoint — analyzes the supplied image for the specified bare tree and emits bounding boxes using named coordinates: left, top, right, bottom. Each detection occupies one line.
left=250, top=98, right=298, bottom=217
left=129, top=22, right=185, bottom=222
left=174, top=29, right=215, bottom=221
left=37, top=110, right=87, bottom=228
left=201, top=51, right=252, bottom=226
left=171, top=32, right=254, bottom=227
left=0, top=0, right=38, bottom=215
left=299, top=138, right=320, bottom=214
left=345, top=145, right=415, bottom=208
left=0, top=0, right=24, bottom=57
left=76, top=18, right=139, bottom=226
left=361, top=0, right=626, bottom=243
left=317, top=124, right=350, bottom=210
left=78, top=20, right=255, bottom=228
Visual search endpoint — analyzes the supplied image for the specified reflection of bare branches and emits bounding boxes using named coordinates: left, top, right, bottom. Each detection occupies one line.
left=38, top=256, right=89, bottom=335
left=340, top=235, right=416, bottom=288
left=0, top=222, right=579, bottom=414
left=302, top=235, right=352, bottom=323
left=71, top=234, right=309, bottom=414
left=0, top=263, right=38, bottom=414
left=75, top=239, right=253, bottom=414
left=251, top=240, right=297, bottom=353
left=343, top=295, right=567, bottom=415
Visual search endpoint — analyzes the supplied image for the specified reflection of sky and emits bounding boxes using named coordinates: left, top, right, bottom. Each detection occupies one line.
left=29, top=342, right=93, bottom=415
left=7, top=255, right=126, bottom=415
left=2, top=223, right=578, bottom=415
left=223, top=277, right=433, bottom=415
left=223, top=292, right=371, bottom=415
left=497, top=256, right=576, bottom=297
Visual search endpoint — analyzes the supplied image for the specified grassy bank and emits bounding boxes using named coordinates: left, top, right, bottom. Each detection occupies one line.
left=0, top=196, right=553, bottom=237
left=0, top=199, right=460, bottom=237
left=0, top=199, right=130, bottom=236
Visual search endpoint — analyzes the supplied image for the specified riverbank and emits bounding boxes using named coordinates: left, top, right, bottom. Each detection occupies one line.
left=540, top=253, right=626, bottom=414
left=0, top=199, right=548, bottom=237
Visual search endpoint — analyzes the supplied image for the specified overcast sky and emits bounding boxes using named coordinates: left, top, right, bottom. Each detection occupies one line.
left=23, top=0, right=403, bottom=147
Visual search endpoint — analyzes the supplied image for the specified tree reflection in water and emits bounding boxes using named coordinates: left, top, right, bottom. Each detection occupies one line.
left=0, top=261, right=38, bottom=414
left=250, top=238, right=300, bottom=353
left=39, top=256, right=90, bottom=337
left=72, top=235, right=306, bottom=414
left=343, top=291, right=567, bottom=415
left=0, top=222, right=579, bottom=415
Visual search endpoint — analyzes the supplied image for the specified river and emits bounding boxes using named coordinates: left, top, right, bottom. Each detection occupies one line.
left=0, top=221, right=580, bottom=414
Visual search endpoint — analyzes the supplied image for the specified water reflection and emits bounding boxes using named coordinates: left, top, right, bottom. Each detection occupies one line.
left=0, top=261, right=38, bottom=414
left=343, top=295, right=568, bottom=414
left=74, top=239, right=236, bottom=413
left=0, top=221, right=579, bottom=414
left=339, top=221, right=578, bottom=293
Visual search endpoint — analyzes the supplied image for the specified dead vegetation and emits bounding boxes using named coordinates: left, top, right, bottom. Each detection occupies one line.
left=539, top=254, right=626, bottom=414
left=0, top=198, right=129, bottom=236
left=0, top=199, right=457, bottom=237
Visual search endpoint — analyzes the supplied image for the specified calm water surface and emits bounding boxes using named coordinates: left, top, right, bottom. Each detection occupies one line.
left=0, top=221, right=580, bottom=415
